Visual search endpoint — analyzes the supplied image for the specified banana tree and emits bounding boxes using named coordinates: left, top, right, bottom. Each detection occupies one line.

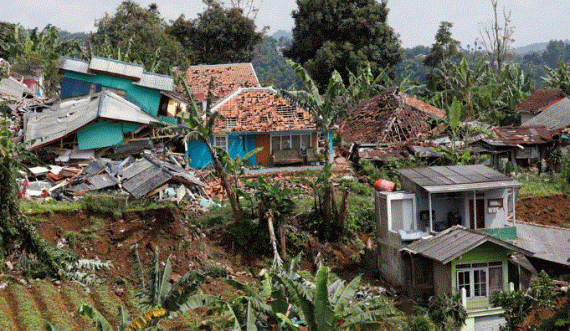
left=176, top=77, right=244, bottom=222
left=267, top=265, right=400, bottom=331
left=278, top=61, right=347, bottom=229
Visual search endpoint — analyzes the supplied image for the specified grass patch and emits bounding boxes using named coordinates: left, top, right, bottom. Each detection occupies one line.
left=31, top=280, right=76, bottom=331
left=21, top=199, right=82, bottom=214
left=194, top=203, right=234, bottom=227
left=517, top=173, right=569, bottom=198
left=63, top=217, right=104, bottom=248
left=60, top=284, right=97, bottom=330
left=91, top=285, right=122, bottom=324
left=9, top=283, right=44, bottom=330
left=0, top=291, right=17, bottom=330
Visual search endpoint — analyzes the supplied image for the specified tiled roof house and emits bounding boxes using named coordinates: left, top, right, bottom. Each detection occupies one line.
left=515, top=89, right=566, bottom=124
left=184, top=63, right=260, bottom=102
left=187, top=87, right=322, bottom=169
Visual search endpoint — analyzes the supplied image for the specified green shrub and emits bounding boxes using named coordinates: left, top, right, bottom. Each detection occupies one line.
left=286, top=228, right=310, bottom=256
left=80, top=193, right=127, bottom=218
left=204, top=262, right=228, bottom=278
left=226, top=219, right=270, bottom=255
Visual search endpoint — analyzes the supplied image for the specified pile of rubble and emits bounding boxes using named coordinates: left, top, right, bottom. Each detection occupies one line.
left=20, top=153, right=214, bottom=208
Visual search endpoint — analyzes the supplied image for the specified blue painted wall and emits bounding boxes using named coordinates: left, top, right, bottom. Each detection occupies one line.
left=60, top=72, right=162, bottom=117
left=187, top=133, right=258, bottom=169
left=76, top=120, right=140, bottom=150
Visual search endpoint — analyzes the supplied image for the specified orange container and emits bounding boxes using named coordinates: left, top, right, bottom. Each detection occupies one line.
left=374, top=178, right=395, bottom=191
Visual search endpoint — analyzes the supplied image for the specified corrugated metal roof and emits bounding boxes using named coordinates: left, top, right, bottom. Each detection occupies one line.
left=397, top=165, right=521, bottom=193
left=515, top=222, right=570, bottom=266
left=24, top=91, right=157, bottom=150
left=482, top=125, right=554, bottom=147
left=57, top=57, right=90, bottom=74
left=524, top=98, right=570, bottom=131
left=134, top=72, right=174, bottom=91
left=403, top=226, right=531, bottom=264
left=89, top=57, right=144, bottom=80
left=57, top=56, right=174, bottom=91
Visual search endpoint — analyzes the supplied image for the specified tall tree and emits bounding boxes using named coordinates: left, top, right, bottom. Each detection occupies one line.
left=478, top=0, right=515, bottom=70
left=167, top=0, right=264, bottom=65
left=424, top=21, right=461, bottom=68
left=90, top=1, right=186, bottom=73
left=283, top=0, right=402, bottom=90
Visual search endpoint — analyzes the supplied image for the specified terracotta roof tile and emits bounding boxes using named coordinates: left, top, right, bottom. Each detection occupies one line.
left=405, top=94, right=446, bottom=120
left=514, top=89, right=566, bottom=114
left=211, top=88, right=316, bottom=133
left=185, top=63, right=260, bottom=102
left=491, top=125, right=553, bottom=146
left=339, top=88, right=440, bottom=144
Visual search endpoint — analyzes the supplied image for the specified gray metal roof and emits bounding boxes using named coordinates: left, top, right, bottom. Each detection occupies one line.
left=402, top=226, right=531, bottom=264
left=134, top=72, right=174, bottom=91
left=57, top=57, right=90, bottom=74
left=514, top=222, right=570, bottom=266
left=89, top=56, right=144, bottom=80
left=57, top=56, right=174, bottom=91
left=524, top=97, right=570, bottom=130
left=122, top=156, right=206, bottom=198
left=24, top=91, right=158, bottom=150
left=397, top=164, right=521, bottom=193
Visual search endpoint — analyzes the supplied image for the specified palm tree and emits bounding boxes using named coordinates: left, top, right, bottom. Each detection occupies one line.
left=278, top=60, right=347, bottom=229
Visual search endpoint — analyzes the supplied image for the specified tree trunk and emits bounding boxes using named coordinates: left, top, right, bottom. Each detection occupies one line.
left=278, top=223, right=286, bottom=261
left=322, top=130, right=334, bottom=225
left=337, top=187, right=350, bottom=230
left=207, top=143, right=243, bottom=222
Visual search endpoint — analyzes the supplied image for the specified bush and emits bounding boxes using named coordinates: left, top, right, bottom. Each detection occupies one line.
left=80, top=193, right=127, bottom=218
left=226, top=219, right=270, bottom=255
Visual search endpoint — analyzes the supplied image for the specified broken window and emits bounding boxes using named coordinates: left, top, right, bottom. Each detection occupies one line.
left=225, top=117, right=237, bottom=129
left=276, top=105, right=296, bottom=120
left=213, top=135, right=228, bottom=152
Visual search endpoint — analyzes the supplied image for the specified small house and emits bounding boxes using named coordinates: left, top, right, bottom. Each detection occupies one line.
left=515, top=89, right=566, bottom=124
left=474, top=125, right=554, bottom=168
left=401, top=226, right=532, bottom=331
left=186, top=87, right=326, bottom=169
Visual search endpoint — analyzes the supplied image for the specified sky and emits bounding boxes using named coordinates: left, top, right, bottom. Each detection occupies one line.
left=1, top=0, right=569, bottom=49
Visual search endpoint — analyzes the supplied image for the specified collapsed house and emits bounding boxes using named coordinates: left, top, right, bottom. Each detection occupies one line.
left=473, top=125, right=555, bottom=168
left=339, top=88, right=446, bottom=163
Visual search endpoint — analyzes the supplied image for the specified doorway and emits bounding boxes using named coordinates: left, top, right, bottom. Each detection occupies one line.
left=469, top=199, right=485, bottom=229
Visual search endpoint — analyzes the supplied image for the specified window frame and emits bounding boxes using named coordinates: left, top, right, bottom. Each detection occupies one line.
left=212, top=135, right=228, bottom=152
left=456, top=261, right=503, bottom=300
left=270, top=133, right=312, bottom=153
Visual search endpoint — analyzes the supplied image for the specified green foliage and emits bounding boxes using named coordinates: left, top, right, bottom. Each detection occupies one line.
left=240, top=176, right=300, bottom=220
left=517, top=173, right=570, bottom=198
left=131, top=245, right=207, bottom=315
left=424, top=21, right=461, bottom=69
left=226, top=218, right=270, bottom=254
left=283, top=0, right=402, bottom=90
left=168, top=0, right=264, bottom=65
left=542, top=61, right=570, bottom=95
left=80, top=193, right=127, bottom=218
left=491, top=270, right=558, bottom=331
left=252, top=37, right=302, bottom=90
left=426, top=293, right=467, bottom=331
left=537, top=291, right=570, bottom=331
left=89, top=1, right=187, bottom=73
left=262, top=264, right=400, bottom=330
left=204, top=262, right=228, bottom=278
left=398, top=314, right=436, bottom=331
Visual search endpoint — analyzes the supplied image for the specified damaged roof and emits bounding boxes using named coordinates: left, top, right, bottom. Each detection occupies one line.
left=184, top=63, right=260, bottom=101
left=405, top=94, right=446, bottom=120
left=523, top=97, right=570, bottom=131
left=514, top=222, right=570, bottom=266
left=24, top=91, right=158, bottom=150
left=481, top=125, right=554, bottom=147
left=122, top=155, right=206, bottom=199
left=402, top=226, right=531, bottom=264
left=397, top=164, right=521, bottom=193
left=339, top=88, right=442, bottom=144
left=514, top=89, right=566, bottom=115
left=57, top=56, right=174, bottom=92
left=211, top=87, right=316, bottom=133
